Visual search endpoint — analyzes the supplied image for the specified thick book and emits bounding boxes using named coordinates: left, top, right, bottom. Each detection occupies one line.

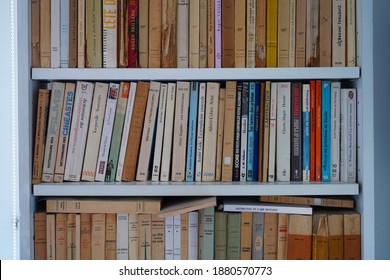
left=105, top=213, right=117, bottom=260
left=319, top=0, right=332, bottom=67
left=347, top=0, right=356, bottom=66
left=50, top=0, right=61, bottom=68
left=116, top=82, right=137, bottom=181
left=315, top=80, right=322, bottom=181
left=160, top=83, right=176, bottom=181
left=195, top=83, right=206, bottom=181
left=152, top=83, right=168, bottom=181
left=180, top=213, right=188, bottom=260
left=80, top=213, right=91, bottom=260
left=246, top=0, right=256, bottom=67
left=332, top=0, right=346, bottom=66
left=177, top=0, right=189, bottom=68
left=173, top=214, right=181, bottom=260
left=207, top=0, right=215, bottom=68
left=186, top=82, right=199, bottom=181
left=322, top=81, right=332, bottom=181
left=340, top=88, right=357, bottom=182
left=266, top=0, right=278, bottom=67
left=214, top=211, right=227, bottom=260
left=46, top=197, right=162, bottom=214
left=277, top=213, right=288, bottom=260
left=138, top=0, right=149, bottom=68
left=235, top=0, right=246, bottom=68
left=40, top=0, right=51, bottom=67
left=55, top=213, right=67, bottom=260
left=46, top=213, right=56, bottom=259
left=328, top=212, right=344, bottom=260
left=222, top=197, right=313, bottom=215
left=81, top=83, right=109, bottom=182
left=222, top=81, right=237, bottom=181
left=202, top=82, right=220, bottom=181
left=64, top=81, right=94, bottom=181
left=85, top=0, right=102, bottom=68
left=252, top=212, right=264, bottom=260
left=158, top=196, right=217, bottom=218
left=128, top=0, right=138, bottom=68
left=149, top=0, right=162, bottom=68
left=222, top=0, right=235, bottom=68
left=122, top=81, right=150, bottom=181
left=287, top=214, right=313, bottom=260
left=60, top=0, right=70, bottom=68
left=77, top=0, right=86, bottom=68
left=136, top=81, right=161, bottom=181
left=32, top=89, right=50, bottom=184
left=69, top=0, right=78, bottom=68
left=189, top=0, right=200, bottom=68
left=295, top=0, right=307, bottom=67
left=215, top=88, right=226, bottom=181
left=188, top=211, right=199, bottom=260
left=312, top=212, right=329, bottom=260
left=259, top=195, right=354, bottom=208
left=118, top=0, right=128, bottom=68
left=240, top=82, right=249, bottom=181
left=226, top=212, right=241, bottom=260
left=31, top=0, right=40, bottom=68
left=263, top=213, right=278, bottom=260
left=343, top=211, right=361, bottom=259
left=54, top=82, right=76, bottom=182
left=306, top=0, right=319, bottom=67
left=116, top=213, right=129, bottom=260
left=42, top=82, right=66, bottom=182
left=255, top=0, right=267, bottom=67
left=138, top=214, right=152, bottom=260
left=215, top=0, right=222, bottom=68
left=103, top=0, right=118, bottom=68
left=199, top=0, right=208, bottom=68
left=106, top=82, right=130, bottom=182
left=276, top=82, right=291, bottom=182
left=240, top=212, right=253, bottom=260
left=128, top=213, right=139, bottom=260
left=171, top=81, right=190, bottom=181
left=277, top=0, right=290, bottom=67
left=95, top=83, right=120, bottom=182
left=246, top=82, right=256, bottom=181
left=233, top=83, right=242, bottom=181
left=91, top=213, right=105, bottom=260
left=331, top=82, right=341, bottom=181
left=34, top=212, right=47, bottom=260
left=291, top=82, right=302, bottom=181
left=151, top=215, right=165, bottom=260
left=164, top=216, right=174, bottom=260
left=302, top=84, right=311, bottom=181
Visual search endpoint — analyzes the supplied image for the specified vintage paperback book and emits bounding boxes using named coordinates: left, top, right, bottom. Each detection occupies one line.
left=102, top=0, right=118, bottom=68
left=177, top=0, right=189, bottom=68
left=189, top=0, right=200, bottom=68
left=86, top=0, right=102, bottom=68
left=149, top=0, right=162, bottom=68
left=195, top=83, right=206, bottom=181
left=51, top=0, right=61, bottom=68
left=186, top=82, right=199, bottom=181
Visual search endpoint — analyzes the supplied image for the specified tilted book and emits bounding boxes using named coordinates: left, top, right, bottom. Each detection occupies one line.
left=177, top=0, right=189, bottom=68
left=103, top=0, right=118, bottom=68
left=51, top=0, right=61, bottom=68
left=95, top=83, right=119, bottom=182
left=116, top=213, right=129, bottom=260
left=40, top=0, right=51, bottom=68
left=322, top=81, right=332, bottom=182
left=302, top=84, right=311, bottom=181
left=215, top=88, right=226, bottom=181
left=215, top=0, right=222, bottom=68
left=186, top=82, right=199, bottom=181
left=268, top=82, right=278, bottom=182
left=81, top=83, right=109, bottom=181
left=222, top=0, right=235, bottom=68
left=332, top=0, right=346, bottom=67
left=128, top=0, right=138, bottom=68
left=331, top=82, right=341, bottom=181
left=189, top=0, right=200, bottom=68
left=85, top=0, right=102, bottom=68
left=291, top=82, right=302, bottom=181
left=149, top=0, right=162, bottom=68
left=42, top=82, right=66, bottom=182
left=105, top=213, right=117, bottom=260
left=277, top=0, right=290, bottom=67
left=259, top=195, right=355, bottom=208
left=235, top=0, right=246, bottom=68
left=106, top=82, right=130, bottom=182
left=158, top=197, right=217, bottom=218
left=266, top=0, right=278, bottom=67
left=255, top=0, right=267, bottom=67
left=136, top=81, right=161, bottom=181
left=195, top=83, right=206, bottom=181
left=60, top=0, right=70, bottom=68
left=240, top=82, right=249, bottom=181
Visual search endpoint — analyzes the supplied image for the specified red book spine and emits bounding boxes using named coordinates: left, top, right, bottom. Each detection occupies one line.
left=128, top=0, right=138, bottom=68
left=315, top=80, right=322, bottom=181
left=309, top=80, right=316, bottom=182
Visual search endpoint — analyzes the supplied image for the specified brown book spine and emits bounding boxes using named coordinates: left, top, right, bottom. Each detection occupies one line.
left=246, top=0, right=256, bottom=67
left=255, top=0, right=267, bottom=67
left=105, top=213, right=117, bottom=260
left=295, top=0, right=306, bottom=67
left=128, top=0, right=138, bottom=68
left=34, top=212, right=47, bottom=260
left=118, top=0, right=128, bottom=67
left=80, top=213, right=92, bottom=260
left=162, top=0, right=170, bottom=68
left=31, top=0, right=40, bottom=68
left=149, top=0, right=162, bottom=68
left=207, top=0, right=215, bottom=67
left=278, top=0, right=290, bottom=67
left=122, top=82, right=150, bottom=181
left=328, top=213, right=344, bottom=260
left=263, top=213, right=278, bottom=260
left=258, top=82, right=265, bottom=181
left=69, top=0, right=78, bottom=68
left=55, top=213, right=67, bottom=260
left=287, top=214, right=312, bottom=260
left=40, top=0, right=51, bottom=68
left=312, top=213, right=329, bottom=260
left=169, top=0, right=177, bottom=68
left=277, top=213, right=288, bottom=260
left=180, top=213, right=188, bottom=259
left=77, top=0, right=86, bottom=68
left=46, top=214, right=55, bottom=260
left=343, top=212, right=361, bottom=260
left=139, top=0, right=149, bottom=68
left=215, top=88, right=226, bottom=181
left=91, top=213, right=105, bottom=260
left=320, top=0, right=332, bottom=67
left=189, top=0, right=200, bottom=68
left=222, top=0, right=235, bottom=68
left=306, top=0, right=320, bottom=67
left=240, top=212, right=253, bottom=260
left=199, top=0, right=208, bottom=67
left=235, top=0, right=246, bottom=68
left=151, top=215, right=165, bottom=260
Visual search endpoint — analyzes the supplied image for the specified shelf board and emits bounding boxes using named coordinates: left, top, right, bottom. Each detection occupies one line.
left=33, top=182, right=359, bottom=196
left=32, top=67, right=360, bottom=81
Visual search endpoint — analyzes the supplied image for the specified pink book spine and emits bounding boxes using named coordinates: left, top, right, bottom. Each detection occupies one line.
left=215, top=0, right=222, bottom=68
left=128, top=0, right=138, bottom=68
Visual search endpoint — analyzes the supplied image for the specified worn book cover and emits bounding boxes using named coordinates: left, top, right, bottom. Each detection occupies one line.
left=149, top=0, right=162, bottom=68
left=86, top=0, right=102, bottom=68
left=91, top=213, right=105, bottom=260
left=222, top=0, right=235, bottom=68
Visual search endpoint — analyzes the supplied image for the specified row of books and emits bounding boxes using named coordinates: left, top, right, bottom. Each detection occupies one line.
left=34, top=197, right=360, bottom=260
left=32, top=0, right=357, bottom=69
left=32, top=79, right=357, bottom=184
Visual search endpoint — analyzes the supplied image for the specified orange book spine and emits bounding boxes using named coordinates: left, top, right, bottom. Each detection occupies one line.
left=315, top=80, right=322, bottom=181
left=309, top=81, right=316, bottom=181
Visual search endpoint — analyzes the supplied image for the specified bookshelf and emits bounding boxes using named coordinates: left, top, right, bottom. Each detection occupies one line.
left=14, top=0, right=380, bottom=259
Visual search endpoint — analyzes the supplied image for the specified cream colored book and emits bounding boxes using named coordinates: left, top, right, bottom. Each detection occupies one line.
left=80, top=213, right=91, bottom=260
left=207, top=0, right=215, bottom=68
left=189, top=0, right=200, bottom=68
left=199, top=0, right=208, bottom=67
left=60, top=0, right=70, bottom=68
left=235, top=0, right=246, bottom=68
left=138, top=214, right=152, bottom=260
left=332, top=0, right=346, bottom=67
left=86, top=0, right=102, bottom=68
left=277, top=213, right=288, bottom=259
left=46, top=214, right=55, bottom=260
left=116, top=213, right=129, bottom=260
left=177, top=0, right=189, bottom=67
left=105, top=213, right=117, bottom=260
left=306, top=0, right=320, bottom=67
left=40, top=0, right=51, bottom=68
left=55, top=213, right=67, bottom=260
left=151, top=215, right=165, bottom=260
left=103, top=0, right=118, bottom=68
left=91, top=213, right=105, bottom=260
left=195, top=83, right=206, bottom=182
left=215, top=88, right=226, bottom=181
left=77, top=0, right=86, bottom=68
left=202, top=82, right=220, bottom=181
left=81, top=82, right=109, bottom=181
left=278, top=0, right=290, bottom=67
left=51, top=0, right=61, bottom=68
left=149, top=0, right=162, bottom=68
left=66, top=213, right=76, bottom=260
left=139, top=0, right=149, bottom=68
left=347, top=0, right=356, bottom=66
left=128, top=213, right=139, bottom=260
left=246, top=0, right=256, bottom=67
left=289, top=0, right=296, bottom=67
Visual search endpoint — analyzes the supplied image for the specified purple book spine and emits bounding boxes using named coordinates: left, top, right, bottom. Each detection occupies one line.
left=215, top=0, right=222, bottom=68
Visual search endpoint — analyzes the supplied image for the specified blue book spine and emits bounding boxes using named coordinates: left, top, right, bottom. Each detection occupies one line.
left=252, top=82, right=260, bottom=181
left=246, top=82, right=256, bottom=181
left=321, top=81, right=331, bottom=182
left=302, top=84, right=310, bottom=182
left=186, top=82, right=199, bottom=181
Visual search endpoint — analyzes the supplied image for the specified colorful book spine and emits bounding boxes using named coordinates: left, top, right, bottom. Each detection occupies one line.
left=309, top=80, right=316, bottom=181
left=60, top=0, right=70, bottom=68
left=331, top=82, right=341, bottom=181
left=128, top=0, right=138, bottom=67
left=215, top=0, right=222, bottom=68
left=240, top=82, right=249, bottom=181
left=233, top=83, right=242, bottom=181
left=302, top=84, right=311, bottom=182
left=195, top=83, right=206, bottom=181
left=186, top=82, right=199, bottom=181
left=246, top=82, right=256, bottom=181
left=315, top=80, right=322, bottom=181
left=267, top=82, right=278, bottom=182
left=291, top=82, right=302, bottom=181
left=321, top=81, right=331, bottom=181
left=252, top=82, right=260, bottom=181
left=263, top=82, right=271, bottom=182
left=102, top=0, right=118, bottom=68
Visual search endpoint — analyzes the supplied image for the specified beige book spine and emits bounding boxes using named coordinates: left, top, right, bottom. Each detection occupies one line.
left=235, top=0, right=246, bottom=68
left=180, top=213, right=189, bottom=259
left=278, top=0, right=290, bottom=67
left=34, top=212, right=46, bottom=260
left=138, top=214, right=152, bottom=260
left=46, top=214, right=56, bottom=260
left=332, top=0, right=346, bottom=67
left=287, top=214, right=312, bottom=260
left=118, top=0, right=128, bottom=67
left=190, top=0, right=200, bottom=68
left=263, top=213, right=278, bottom=260
left=246, top=0, right=256, bottom=67
left=240, top=212, right=253, bottom=260
left=295, top=0, right=306, bottom=67
left=215, top=88, right=226, bottom=181
left=77, top=0, right=85, bottom=68
left=151, top=215, right=165, bottom=260
left=207, top=0, right=215, bottom=67
left=255, top=0, right=266, bottom=67
left=75, top=214, right=81, bottom=260
left=80, top=213, right=91, bottom=260
left=55, top=213, right=67, bottom=260
left=40, top=0, right=51, bottom=67
left=312, top=213, right=329, bottom=260
left=169, top=0, right=178, bottom=68
left=276, top=213, right=288, bottom=259
left=177, top=0, right=189, bottom=68
left=149, top=0, right=162, bottom=68
left=69, top=0, right=78, bottom=68
left=102, top=0, right=118, bottom=68
left=128, top=213, right=139, bottom=260
left=320, top=0, right=332, bottom=67
left=347, top=0, right=356, bottom=66
left=328, top=213, right=344, bottom=260
left=162, top=0, right=170, bottom=67
left=105, top=213, right=117, bottom=260
left=66, top=213, right=77, bottom=260
left=91, top=213, right=105, bottom=260
left=139, top=0, right=149, bottom=68
left=306, top=0, right=319, bottom=67
left=289, top=0, right=296, bottom=67
left=86, top=0, right=102, bottom=68
left=31, top=0, right=40, bottom=68
left=199, top=0, right=208, bottom=67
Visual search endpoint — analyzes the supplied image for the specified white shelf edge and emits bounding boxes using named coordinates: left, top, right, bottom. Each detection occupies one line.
left=33, top=182, right=359, bottom=196
left=32, top=67, right=360, bottom=81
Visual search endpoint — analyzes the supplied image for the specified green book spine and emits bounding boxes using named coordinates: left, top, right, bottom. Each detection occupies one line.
left=214, top=211, right=227, bottom=260
left=227, top=212, right=241, bottom=260
left=203, top=206, right=215, bottom=260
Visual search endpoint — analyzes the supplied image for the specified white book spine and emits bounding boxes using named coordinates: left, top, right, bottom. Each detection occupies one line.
left=42, top=82, right=66, bottom=182
left=116, top=82, right=137, bottom=181
left=117, top=213, right=129, bottom=260
left=51, top=0, right=61, bottom=68
left=160, top=83, right=177, bottom=181
left=81, top=83, right=109, bottom=181
left=136, top=81, right=161, bottom=181
left=152, top=84, right=168, bottom=181
left=195, top=83, right=206, bottom=182
left=65, top=81, right=95, bottom=181
left=302, top=83, right=311, bottom=182
left=223, top=202, right=312, bottom=215
left=289, top=0, right=296, bottom=67
left=332, top=0, right=346, bottom=66
left=95, top=83, right=119, bottom=181
left=177, top=0, right=189, bottom=68
left=188, top=211, right=199, bottom=260
left=173, top=214, right=181, bottom=260
left=340, top=88, right=356, bottom=182
left=60, top=0, right=70, bottom=68
left=276, top=82, right=291, bottom=181
left=103, top=0, right=118, bottom=68
left=165, top=216, right=174, bottom=260
left=268, top=82, right=278, bottom=182
left=128, top=213, right=139, bottom=260
left=331, top=82, right=341, bottom=181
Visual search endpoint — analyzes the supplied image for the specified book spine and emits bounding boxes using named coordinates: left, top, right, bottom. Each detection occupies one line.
left=60, top=0, right=70, bottom=68
left=264, top=213, right=278, bottom=260
left=253, top=82, right=260, bottom=181
left=222, top=0, right=235, bottom=68
left=160, top=83, right=176, bottom=181
left=149, top=0, right=162, bottom=68
left=139, top=0, right=148, bottom=68
left=81, top=83, right=109, bottom=181
left=55, top=213, right=67, bottom=260
left=240, top=212, right=253, bottom=260
left=215, top=0, right=222, bottom=68
left=180, top=213, right=188, bottom=260
left=116, top=82, right=137, bottom=181
left=189, top=0, right=200, bottom=68
left=80, top=213, right=91, bottom=260
left=173, top=214, right=181, bottom=260
left=77, top=0, right=85, bottom=68
left=277, top=213, right=288, bottom=259
left=66, top=213, right=76, bottom=259
left=203, top=206, right=215, bottom=260
left=103, top=0, right=118, bottom=68
left=46, top=214, right=56, bottom=259
left=128, top=213, right=139, bottom=260
left=54, top=83, right=76, bottom=182
left=233, top=83, right=242, bottom=181
left=267, top=82, right=277, bottom=182
left=34, top=212, right=47, bottom=260
left=85, top=0, right=102, bottom=68
left=188, top=212, right=199, bottom=260
left=227, top=212, right=241, bottom=260
left=331, top=82, right=341, bottom=181
left=295, top=0, right=306, bottom=67
left=319, top=0, right=332, bottom=67
left=276, top=82, right=291, bottom=182
left=31, top=0, right=41, bottom=68
left=40, top=0, right=51, bottom=68
left=240, top=82, right=249, bottom=181
left=258, top=82, right=265, bottom=181
left=309, top=80, right=316, bottom=181
left=289, top=0, right=296, bottom=67
left=186, top=82, right=199, bottom=181
left=138, top=214, right=152, bottom=260
left=128, top=0, right=138, bottom=68
left=215, top=88, right=226, bottom=181
left=235, top=0, right=246, bottom=68
left=69, top=0, right=78, bottom=68
left=165, top=216, right=174, bottom=260
left=246, top=82, right=256, bottom=181
left=315, top=80, right=322, bottom=181
left=302, top=84, right=311, bottom=182
left=246, top=0, right=256, bottom=67
left=152, top=84, right=168, bottom=181
left=266, top=0, right=278, bottom=67
left=214, top=211, right=227, bottom=260
left=262, top=82, right=271, bottom=181
left=42, top=82, right=66, bottom=182
left=162, top=0, right=170, bottom=68
left=195, top=83, right=206, bottom=181
left=291, top=83, right=302, bottom=181
left=347, top=0, right=356, bottom=66
left=207, top=0, right=215, bottom=68
left=106, top=82, right=130, bottom=182
left=151, top=215, right=165, bottom=260
left=277, top=0, right=290, bottom=67
left=136, top=81, right=161, bottom=181
left=177, top=0, right=189, bottom=68
left=255, top=0, right=266, bottom=68
left=105, top=214, right=116, bottom=260
left=169, top=0, right=178, bottom=68
left=116, top=213, right=129, bottom=260
left=321, top=81, right=332, bottom=181
left=199, top=0, right=208, bottom=68
left=252, top=212, right=264, bottom=260
left=118, top=0, right=129, bottom=68
left=332, top=0, right=346, bottom=66
left=95, top=83, right=120, bottom=182
left=51, top=0, right=61, bottom=68
left=306, top=0, right=319, bottom=67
